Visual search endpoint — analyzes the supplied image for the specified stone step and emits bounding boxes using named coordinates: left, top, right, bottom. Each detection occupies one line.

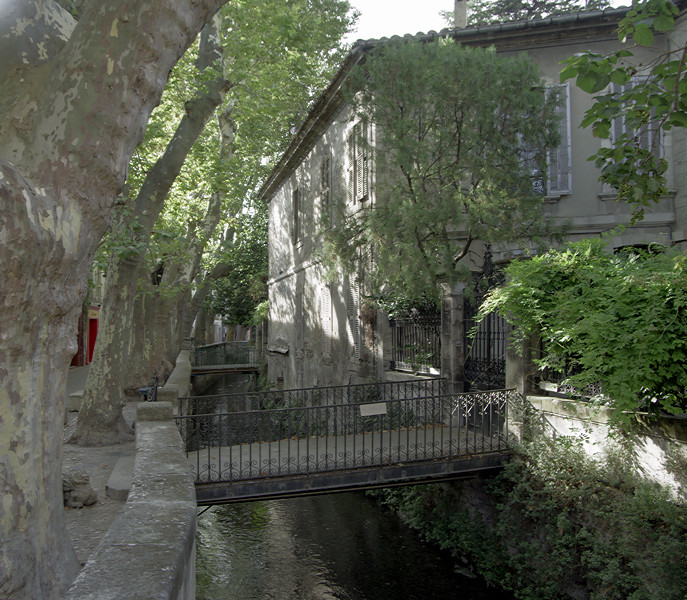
left=106, top=455, right=135, bottom=501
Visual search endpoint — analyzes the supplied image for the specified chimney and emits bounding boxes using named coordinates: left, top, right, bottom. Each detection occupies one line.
left=454, top=0, right=467, bottom=28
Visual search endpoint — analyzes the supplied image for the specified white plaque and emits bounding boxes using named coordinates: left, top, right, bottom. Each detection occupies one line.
left=359, top=402, right=387, bottom=417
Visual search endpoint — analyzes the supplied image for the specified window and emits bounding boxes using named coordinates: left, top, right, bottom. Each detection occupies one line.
left=547, top=83, right=572, bottom=196
left=347, top=121, right=369, bottom=204
left=321, top=283, right=332, bottom=356
left=611, top=78, right=662, bottom=162
left=523, top=84, right=571, bottom=197
left=346, top=276, right=360, bottom=360
left=292, top=187, right=303, bottom=244
left=321, top=154, right=332, bottom=224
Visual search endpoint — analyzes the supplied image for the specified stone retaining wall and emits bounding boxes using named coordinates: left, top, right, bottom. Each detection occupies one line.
left=64, top=402, right=197, bottom=600
left=527, top=395, right=687, bottom=500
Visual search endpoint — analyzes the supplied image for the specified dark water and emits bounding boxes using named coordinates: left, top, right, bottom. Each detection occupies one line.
left=196, top=375, right=515, bottom=600
left=196, top=493, right=516, bottom=600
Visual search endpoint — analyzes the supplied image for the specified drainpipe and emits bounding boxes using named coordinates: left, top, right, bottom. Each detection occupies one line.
left=454, top=0, right=467, bottom=28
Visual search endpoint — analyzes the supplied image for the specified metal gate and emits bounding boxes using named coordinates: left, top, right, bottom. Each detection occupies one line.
left=463, top=248, right=507, bottom=391
left=389, top=312, right=441, bottom=373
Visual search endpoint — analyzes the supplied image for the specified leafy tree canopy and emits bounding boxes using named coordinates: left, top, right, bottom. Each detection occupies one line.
left=440, top=0, right=611, bottom=27
left=561, top=0, right=684, bottom=221
left=325, top=38, right=562, bottom=299
left=206, top=207, right=269, bottom=326
left=101, top=0, right=354, bottom=296
left=469, top=0, right=610, bottom=25
left=479, top=239, right=687, bottom=419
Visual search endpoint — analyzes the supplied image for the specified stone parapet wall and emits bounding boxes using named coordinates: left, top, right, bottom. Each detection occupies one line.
left=527, top=395, right=687, bottom=500
left=64, top=401, right=197, bottom=600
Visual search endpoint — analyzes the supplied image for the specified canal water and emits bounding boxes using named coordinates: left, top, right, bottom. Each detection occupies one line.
left=196, top=375, right=515, bottom=600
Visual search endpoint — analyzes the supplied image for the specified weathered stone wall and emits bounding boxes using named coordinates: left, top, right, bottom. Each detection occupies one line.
left=64, top=402, right=197, bottom=600
left=526, top=395, right=687, bottom=500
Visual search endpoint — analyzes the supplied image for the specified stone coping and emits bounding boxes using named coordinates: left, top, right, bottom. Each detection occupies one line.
left=64, top=402, right=196, bottom=600
left=527, top=395, right=687, bottom=443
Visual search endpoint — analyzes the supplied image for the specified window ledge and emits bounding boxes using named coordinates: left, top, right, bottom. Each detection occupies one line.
left=544, top=191, right=570, bottom=202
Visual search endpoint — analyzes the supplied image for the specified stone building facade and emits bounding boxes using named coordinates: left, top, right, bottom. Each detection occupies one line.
left=259, top=5, right=687, bottom=392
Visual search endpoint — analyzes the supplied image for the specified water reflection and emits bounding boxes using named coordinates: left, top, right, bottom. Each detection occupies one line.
left=197, top=493, right=514, bottom=600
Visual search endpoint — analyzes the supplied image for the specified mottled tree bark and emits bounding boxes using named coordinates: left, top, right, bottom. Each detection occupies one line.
left=0, top=0, right=227, bottom=596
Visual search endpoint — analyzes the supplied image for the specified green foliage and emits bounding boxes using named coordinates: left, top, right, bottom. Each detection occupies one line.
left=112, top=0, right=354, bottom=309
left=377, top=437, right=687, bottom=600
left=465, top=0, right=610, bottom=26
left=325, top=39, right=562, bottom=299
left=560, top=0, right=684, bottom=220
left=479, top=239, right=687, bottom=418
left=370, top=290, right=441, bottom=318
left=249, top=300, right=269, bottom=327
left=207, top=208, right=268, bottom=326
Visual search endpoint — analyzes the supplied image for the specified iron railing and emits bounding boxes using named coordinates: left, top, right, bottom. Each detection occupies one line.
left=175, top=388, right=514, bottom=485
left=389, top=315, right=441, bottom=373
left=192, top=341, right=260, bottom=368
left=179, top=377, right=446, bottom=417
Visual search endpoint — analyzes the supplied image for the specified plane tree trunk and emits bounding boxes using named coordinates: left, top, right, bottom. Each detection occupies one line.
left=0, top=1, right=227, bottom=596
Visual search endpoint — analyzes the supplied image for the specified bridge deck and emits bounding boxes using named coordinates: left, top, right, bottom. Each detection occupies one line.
left=191, top=363, right=259, bottom=376
left=178, top=387, right=515, bottom=504
left=187, top=423, right=508, bottom=504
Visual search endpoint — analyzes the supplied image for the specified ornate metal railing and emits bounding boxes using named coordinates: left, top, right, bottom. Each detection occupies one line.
left=179, top=377, right=446, bottom=416
left=175, top=389, right=514, bottom=485
left=389, top=314, right=441, bottom=373
left=192, top=341, right=260, bottom=368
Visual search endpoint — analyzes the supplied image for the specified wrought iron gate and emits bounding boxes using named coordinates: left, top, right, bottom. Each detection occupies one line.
left=463, top=248, right=507, bottom=391
left=389, top=312, right=441, bottom=373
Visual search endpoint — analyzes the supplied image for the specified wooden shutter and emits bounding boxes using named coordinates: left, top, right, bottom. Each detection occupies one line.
left=547, top=83, right=571, bottom=195
left=291, top=188, right=300, bottom=243
left=346, top=277, right=360, bottom=360
left=347, top=131, right=355, bottom=204
left=321, top=283, right=332, bottom=355
left=321, top=155, right=331, bottom=221
left=355, top=122, right=369, bottom=202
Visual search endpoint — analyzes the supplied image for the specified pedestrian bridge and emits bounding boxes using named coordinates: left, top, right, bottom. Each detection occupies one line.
left=190, top=341, right=260, bottom=376
left=175, top=380, right=515, bottom=505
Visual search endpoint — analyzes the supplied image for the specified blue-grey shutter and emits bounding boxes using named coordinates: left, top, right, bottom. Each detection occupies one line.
left=321, top=283, right=332, bottom=356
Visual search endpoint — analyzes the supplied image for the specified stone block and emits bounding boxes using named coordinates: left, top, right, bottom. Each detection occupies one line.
left=136, top=401, right=173, bottom=422
left=106, top=455, right=135, bottom=501
left=157, top=385, right=179, bottom=404
left=67, top=390, right=83, bottom=412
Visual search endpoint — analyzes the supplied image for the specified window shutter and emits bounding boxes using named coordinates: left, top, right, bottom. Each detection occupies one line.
left=612, top=78, right=661, bottom=162
left=547, top=83, right=571, bottom=195
left=321, top=283, right=332, bottom=355
left=321, top=155, right=331, bottom=221
left=355, top=122, right=369, bottom=202
left=347, top=131, right=355, bottom=204
left=346, top=277, right=360, bottom=360
left=292, top=188, right=300, bottom=244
